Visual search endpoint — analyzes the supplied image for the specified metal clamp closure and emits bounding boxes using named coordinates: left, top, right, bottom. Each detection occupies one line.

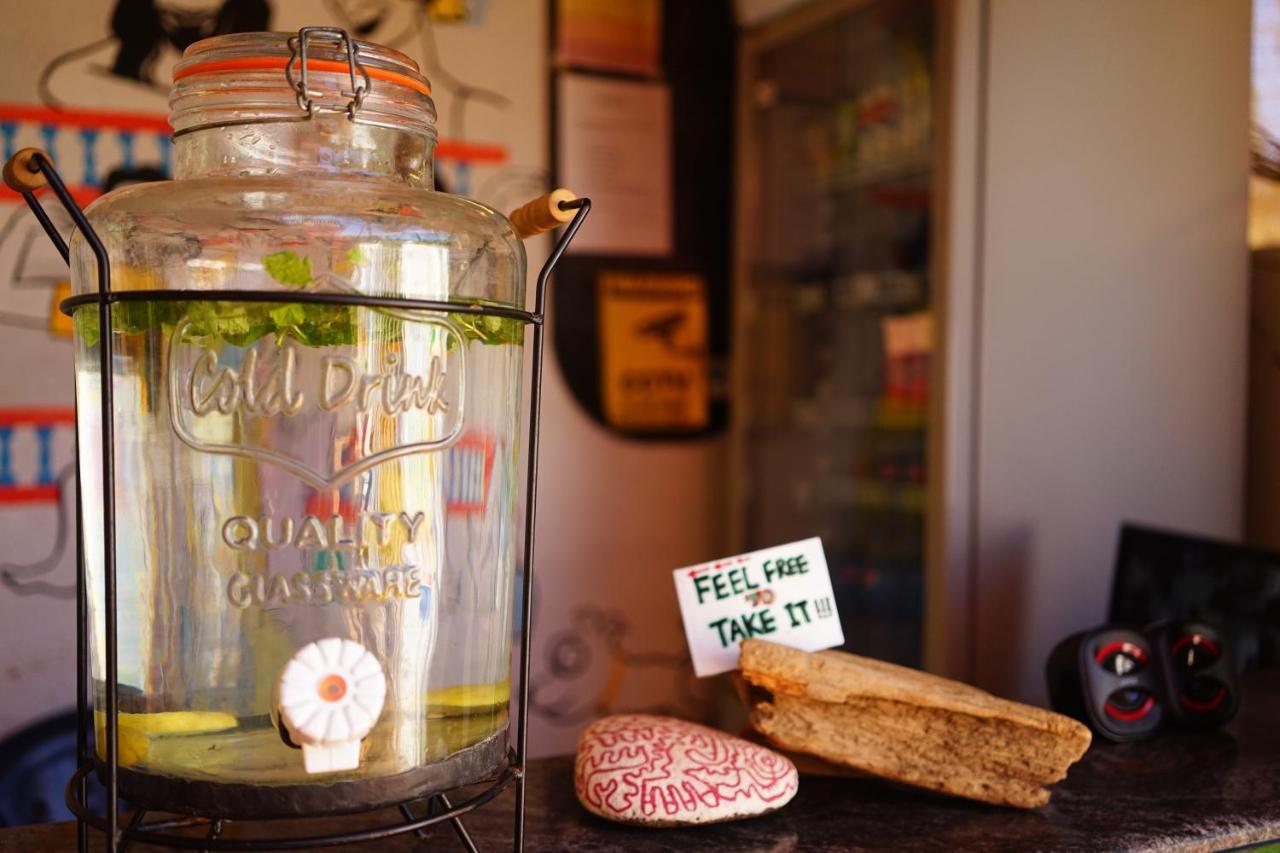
left=285, top=27, right=372, bottom=120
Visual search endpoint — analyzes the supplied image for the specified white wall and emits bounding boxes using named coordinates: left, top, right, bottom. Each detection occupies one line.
left=961, top=0, right=1250, bottom=701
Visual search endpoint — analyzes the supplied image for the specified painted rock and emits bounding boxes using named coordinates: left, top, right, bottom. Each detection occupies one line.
left=575, top=714, right=799, bottom=827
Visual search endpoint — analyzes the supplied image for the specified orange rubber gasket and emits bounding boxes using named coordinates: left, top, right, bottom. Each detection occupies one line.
left=174, top=56, right=431, bottom=97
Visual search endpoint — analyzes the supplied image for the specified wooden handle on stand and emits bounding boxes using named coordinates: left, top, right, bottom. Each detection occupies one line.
left=509, top=188, right=578, bottom=239
left=3, top=148, right=49, bottom=193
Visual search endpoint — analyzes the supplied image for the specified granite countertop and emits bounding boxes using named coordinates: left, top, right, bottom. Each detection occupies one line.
left=2, top=674, right=1278, bottom=852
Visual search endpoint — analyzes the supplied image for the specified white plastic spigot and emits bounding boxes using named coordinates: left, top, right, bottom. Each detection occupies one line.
left=277, top=637, right=387, bottom=774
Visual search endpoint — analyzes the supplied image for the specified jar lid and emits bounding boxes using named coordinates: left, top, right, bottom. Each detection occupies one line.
left=169, top=29, right=437, bottom=139
left=175, top=55, right=432, bottom=98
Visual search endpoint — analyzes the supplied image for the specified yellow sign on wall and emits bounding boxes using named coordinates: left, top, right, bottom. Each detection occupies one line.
left=598, top=271, right=708, bottom=432
left=49, top=281, right=72, bottom=337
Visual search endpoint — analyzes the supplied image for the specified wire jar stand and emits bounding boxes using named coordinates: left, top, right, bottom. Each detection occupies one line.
left=2, top=142, right=589, bottom=851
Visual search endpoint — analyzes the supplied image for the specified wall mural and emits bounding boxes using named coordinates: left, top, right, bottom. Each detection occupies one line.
left=529, top=606, right=714, bottom=726
left=39, top=0, right=272, bottom=109
left=0, top=1, right=280, bottom=621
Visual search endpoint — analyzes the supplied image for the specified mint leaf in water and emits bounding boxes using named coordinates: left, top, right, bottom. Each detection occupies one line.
left=185, top=301, right=258, bottom=347
left=269, top=303, right=306, bottom=330
left=450, top=312, right=524, bottom=346
left=71, top=258, right=521, bottom=351
left=75, top=309, right=99, bottom=348
left=263, top=251, right=312, bottom=288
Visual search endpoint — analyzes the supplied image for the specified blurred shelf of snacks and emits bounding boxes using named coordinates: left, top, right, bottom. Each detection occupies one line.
left=733, top=0, right=936, bottom=666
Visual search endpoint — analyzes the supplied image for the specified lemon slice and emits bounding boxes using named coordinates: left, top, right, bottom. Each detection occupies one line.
left=91, top=716, right=145, bottom=767
left=426, top=681, right=511, bottom=713
left=105, top=710, right=239, bottom=735
left=92, top=722, right=148, bottom=767
left=92, top=710, right=239, bottom=768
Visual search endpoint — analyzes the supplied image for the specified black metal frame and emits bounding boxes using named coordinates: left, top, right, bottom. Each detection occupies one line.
left=8, top=148, right=589, bottom=851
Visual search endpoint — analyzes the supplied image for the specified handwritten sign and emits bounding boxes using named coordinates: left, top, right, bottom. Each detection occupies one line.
left=673, top=537, right=844, bottom=678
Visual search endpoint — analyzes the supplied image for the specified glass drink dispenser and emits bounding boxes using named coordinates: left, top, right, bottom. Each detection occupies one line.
left=0, top=28, right=588, bottom=827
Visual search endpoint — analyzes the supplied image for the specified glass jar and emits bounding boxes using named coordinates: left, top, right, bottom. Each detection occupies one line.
left=69, top=30, right=526, bottom=817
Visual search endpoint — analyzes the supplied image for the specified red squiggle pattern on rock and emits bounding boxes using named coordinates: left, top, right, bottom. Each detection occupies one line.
left=575, top=714, right=799, bottom=826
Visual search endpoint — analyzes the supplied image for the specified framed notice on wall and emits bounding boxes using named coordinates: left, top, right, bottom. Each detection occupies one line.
left=558, top=73, right=673, bottom=257
left=598, top=271, right=708, bottom=432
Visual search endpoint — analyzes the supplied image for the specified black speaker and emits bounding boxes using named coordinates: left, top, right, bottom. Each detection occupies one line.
left=1146, top=620, right=1238, bottom=729
left=1046, top=627, right=1164, bottom=742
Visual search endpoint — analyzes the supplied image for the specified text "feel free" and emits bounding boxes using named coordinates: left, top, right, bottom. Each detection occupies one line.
left=691, top=554, right=810, bottom=604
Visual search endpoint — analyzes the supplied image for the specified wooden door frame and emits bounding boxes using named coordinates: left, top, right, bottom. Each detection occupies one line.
left=730, top=0, right=984, bottom=678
